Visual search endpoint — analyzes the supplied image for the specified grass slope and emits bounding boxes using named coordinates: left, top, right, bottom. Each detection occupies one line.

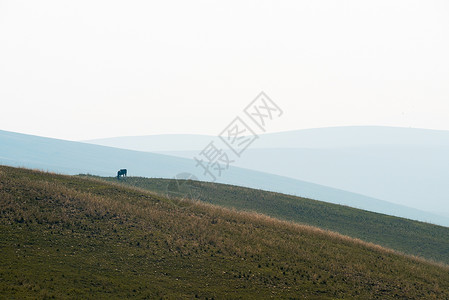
left=100, top=176, right=449, bottom=265
left=8, top=128, right=441, bottom=229
left=1, top=166, right=448, bottom=299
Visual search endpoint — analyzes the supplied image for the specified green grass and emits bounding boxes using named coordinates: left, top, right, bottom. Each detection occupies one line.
left=98, top=176, right=449, bottom=265
left=1, top=165, right=449, bottom=299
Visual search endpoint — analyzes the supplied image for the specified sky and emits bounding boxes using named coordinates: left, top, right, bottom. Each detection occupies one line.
left=1, top=0, right=448, bottom=141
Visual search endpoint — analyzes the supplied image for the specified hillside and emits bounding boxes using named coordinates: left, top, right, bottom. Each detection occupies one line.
left=155, top=146, right=449, bottom=219
left=1, top=165, right=449, bottom=298
left=97, top=176, right=449, bottom=265
left=2, top=129, right=446, bottom=226
left=86, top=126, right=449, bottom=219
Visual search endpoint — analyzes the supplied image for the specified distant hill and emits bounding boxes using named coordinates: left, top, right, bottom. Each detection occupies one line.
left=85, top=133, right=216, bottom=152
left=1, top=166, right=449, bottom=298
left=85, top=126, right=449, bottom=150
left=101, top=176, right=449, bottom=264
left=85, top=126, right=449, bottom=218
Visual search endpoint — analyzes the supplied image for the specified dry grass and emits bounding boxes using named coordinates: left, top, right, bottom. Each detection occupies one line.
left=1, top=165, right=449, bottom=299
left=108, top=175, right=449, bottom=266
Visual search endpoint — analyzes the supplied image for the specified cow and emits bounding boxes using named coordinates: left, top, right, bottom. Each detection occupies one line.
left=117, top=169, right=127, bottom=179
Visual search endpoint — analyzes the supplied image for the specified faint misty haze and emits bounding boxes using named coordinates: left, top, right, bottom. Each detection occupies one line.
left=1, top=0, right=449, bottom=140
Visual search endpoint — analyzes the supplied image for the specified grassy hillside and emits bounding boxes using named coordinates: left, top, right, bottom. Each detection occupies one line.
left=99, top=176, right=449, bottom=265
left=1, top=166, right=449, bottom=299
left=7, top=129, right=439, bottom=228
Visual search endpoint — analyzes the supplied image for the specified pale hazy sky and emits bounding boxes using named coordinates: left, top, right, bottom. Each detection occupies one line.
left=1, top=0, right=448, bottom=140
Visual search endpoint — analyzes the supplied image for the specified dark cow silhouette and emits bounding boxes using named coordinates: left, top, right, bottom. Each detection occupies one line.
left=117, top=169, right=127, bottom=179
